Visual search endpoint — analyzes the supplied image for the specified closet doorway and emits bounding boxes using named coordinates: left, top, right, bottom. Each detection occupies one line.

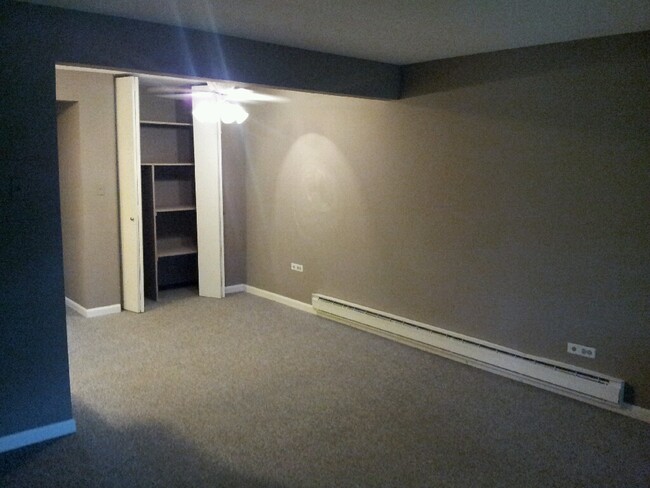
left=56, top=66, right=226, bottom=316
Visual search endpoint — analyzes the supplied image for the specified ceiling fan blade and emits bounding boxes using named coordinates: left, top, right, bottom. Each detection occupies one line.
left=225, top=89, right=288, bottom=103
left=155, top=93, right=194, bottom=100
left=147, top=82, right=287, bottom=104
left=147, top=85, right=194, bottom=95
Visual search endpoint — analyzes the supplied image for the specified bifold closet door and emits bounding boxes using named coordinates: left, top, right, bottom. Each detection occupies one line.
left=115, top=76, right=145, bottom=312
left=192, top=88, right=225, bottom=298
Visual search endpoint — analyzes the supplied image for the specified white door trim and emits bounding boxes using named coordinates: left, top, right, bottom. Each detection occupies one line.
left=192, top=88, right=225, bottom=298
left=115, top=76, right=144, bottom=312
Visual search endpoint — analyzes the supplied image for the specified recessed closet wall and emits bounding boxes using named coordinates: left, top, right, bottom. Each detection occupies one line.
left=221, top=124, right=247, bottom=286
left=56, top=101, right=82, bottom=302
left=56, top=69, right=121, bottom=309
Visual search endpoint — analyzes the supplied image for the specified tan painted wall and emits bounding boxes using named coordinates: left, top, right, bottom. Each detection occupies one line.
left=56, top=69, right=121, bottom=309
left=222, top=124, right=247, bottom=286
left=244, top=33, right=650, bottom=407
left=56, top=101, right=84, bottom=305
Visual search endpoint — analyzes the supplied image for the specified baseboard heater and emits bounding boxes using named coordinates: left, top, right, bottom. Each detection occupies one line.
left=312, top=294, right=624, bottom=406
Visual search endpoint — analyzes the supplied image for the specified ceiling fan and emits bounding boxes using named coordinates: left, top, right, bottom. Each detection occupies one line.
left=147, top=82, right=286, bottom=124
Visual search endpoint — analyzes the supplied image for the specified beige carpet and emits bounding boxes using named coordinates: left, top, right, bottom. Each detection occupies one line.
left=1, top=288, right=649, bottom=487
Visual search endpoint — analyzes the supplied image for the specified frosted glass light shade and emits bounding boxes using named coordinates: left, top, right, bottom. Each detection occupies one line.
left=193, top=99, right=249, bottom=124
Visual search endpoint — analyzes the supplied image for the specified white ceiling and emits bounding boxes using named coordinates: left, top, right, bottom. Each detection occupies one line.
left=23, top=0, right=650, bottom=64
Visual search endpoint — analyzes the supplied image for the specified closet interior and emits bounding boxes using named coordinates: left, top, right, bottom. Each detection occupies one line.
left=116, top=74, right=225, bottom=313
left=139, top=85, right=198, bottom=300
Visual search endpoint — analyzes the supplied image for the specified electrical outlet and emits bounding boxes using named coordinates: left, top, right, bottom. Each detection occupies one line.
left=290, top=263, right=303, bottom=272
left=567, top=342, right=596, bottom=359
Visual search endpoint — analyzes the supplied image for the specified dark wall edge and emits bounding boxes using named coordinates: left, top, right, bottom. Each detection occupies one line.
left=32, top=2, right=403, bottom=100
left=402, top=30, right=650, bottom=96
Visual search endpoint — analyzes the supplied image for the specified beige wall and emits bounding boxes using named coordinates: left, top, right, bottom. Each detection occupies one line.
left=56, top=101, right=84, bottom=305
left=243, top=32, right=650, bottom=408
left=222, top=124, right=247, bottom=286
left=56, top=69, right=121, bottom=309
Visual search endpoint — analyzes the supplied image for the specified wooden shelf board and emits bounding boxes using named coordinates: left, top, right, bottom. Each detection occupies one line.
left=140, top=120, right=193, bottom=127
left=141, top=162, right=195, bottom=166
left=156, top=205, right=196, bottom=213
left=157, top=244, right=198, bottom=258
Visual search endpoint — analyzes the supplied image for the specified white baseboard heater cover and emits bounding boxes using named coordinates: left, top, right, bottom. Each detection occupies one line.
left=312, top=294, right=624, bottom=406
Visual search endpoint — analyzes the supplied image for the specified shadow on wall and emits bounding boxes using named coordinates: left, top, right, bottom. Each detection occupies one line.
left=402, top=32, right=650, bottom=97
left=0, top=399, right=284, bottom=488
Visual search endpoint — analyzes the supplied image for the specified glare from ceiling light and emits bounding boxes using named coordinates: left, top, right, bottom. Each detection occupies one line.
left=192, top=99, right=249, bottom=124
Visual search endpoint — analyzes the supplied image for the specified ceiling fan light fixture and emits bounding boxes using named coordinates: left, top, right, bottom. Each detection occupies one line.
left=233, top=104, right=249, bottom=124
left=192, top=99, right=221, bottom=124
left=192, top=99, right=249, bottom=124
left=220, top=101, right=249, bottom=124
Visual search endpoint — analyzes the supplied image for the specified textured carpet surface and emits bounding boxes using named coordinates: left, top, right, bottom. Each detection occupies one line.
left=1, top=289, right=649, bottom=487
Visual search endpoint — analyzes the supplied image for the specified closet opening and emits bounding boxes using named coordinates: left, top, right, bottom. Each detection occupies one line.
left=55, top=66, right=239, bottom=316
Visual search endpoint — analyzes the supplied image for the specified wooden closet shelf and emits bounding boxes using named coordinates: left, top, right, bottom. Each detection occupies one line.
left=140, top=120, right=193, bottom=127
left=156, top=205, right=196, bottom=213
left=157, top=244, right=198, bottom=258
left=141, top=162, right=195, bottom=166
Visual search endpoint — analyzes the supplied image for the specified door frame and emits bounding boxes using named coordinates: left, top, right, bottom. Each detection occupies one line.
left=115, top=75, right=145, bottom=312
left=80, top=68, right=226, bottom=311
left=192, top=88, right=226, bottom=298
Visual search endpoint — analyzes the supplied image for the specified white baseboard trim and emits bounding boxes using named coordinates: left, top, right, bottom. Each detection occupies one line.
left=234, top=285, right=650, bottom=423
left=65, top=297, right=121, bottom=318
left=0, top=419, right=76, bottom=453
left=618, top=403, right=650, bottom=424
left=244, top=285, right=315, bottom=315
left=225, top=284, right=246, bottom=294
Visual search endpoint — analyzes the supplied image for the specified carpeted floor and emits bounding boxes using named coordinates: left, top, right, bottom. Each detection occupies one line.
left=1, top=288, right=649, bottom=487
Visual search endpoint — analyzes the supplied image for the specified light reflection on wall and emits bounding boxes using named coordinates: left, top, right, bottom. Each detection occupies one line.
left=272, top=132, right=376, bottom=295
left=285, top=134, right=345, bottom=242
